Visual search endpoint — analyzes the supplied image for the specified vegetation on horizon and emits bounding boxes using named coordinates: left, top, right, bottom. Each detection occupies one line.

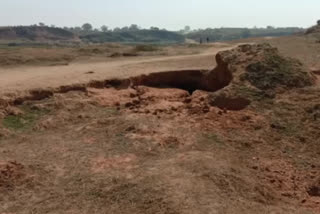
left=0, top=22, right=306, bottom=44
left=185, top=26, right=303, bottom=42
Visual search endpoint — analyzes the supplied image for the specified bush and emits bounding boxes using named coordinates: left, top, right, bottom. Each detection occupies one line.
left=8, top=43, right=17, bottom=47
left=134, top=44, right=159, bottom=52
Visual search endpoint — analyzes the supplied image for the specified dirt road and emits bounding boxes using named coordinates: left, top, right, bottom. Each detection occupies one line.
left=0, top=45, right=236, bottom=96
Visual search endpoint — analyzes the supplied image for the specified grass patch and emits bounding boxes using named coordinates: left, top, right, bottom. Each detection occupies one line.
left=2, top=106, right=49, bottom=131
left=234, top=85, right=269, bottom=101
left=197, top=133, right=225, bottom=149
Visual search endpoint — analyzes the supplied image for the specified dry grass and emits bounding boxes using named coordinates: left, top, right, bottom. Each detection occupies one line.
left=0, top=38, right=320, bottom=213
left=0, top=43, right=212, bottom=67
left=0, top=81, right=319, bottom=213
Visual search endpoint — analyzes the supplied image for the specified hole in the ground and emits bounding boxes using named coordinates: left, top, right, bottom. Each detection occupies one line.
left=131, top=67, right=232, bottom=94
left=6, top=53, right=234, bottom=106
left=132, top=70, right=207, bottom=94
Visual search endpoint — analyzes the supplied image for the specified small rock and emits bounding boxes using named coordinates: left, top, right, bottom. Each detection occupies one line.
left=240, top=115, right=251, bottom=121
left=171, top=107, right=178, bottom=111
left=132, top=99, right=140, bottom=105
left=202, top=105, right=210, bottom=113
left=252, top=166, right=258, bottom=170
left=125, top=126, right=136, bottom=132
left=184, top=98, right=192, bottom=104
left=125, top=102, right=133, bottom=108
left=129, top=93, right=136, bottom=98
left=144, top=109, right=150, bottom=114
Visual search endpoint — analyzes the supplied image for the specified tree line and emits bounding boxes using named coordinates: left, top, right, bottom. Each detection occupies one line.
left=25, top=22, right=305, bottom=43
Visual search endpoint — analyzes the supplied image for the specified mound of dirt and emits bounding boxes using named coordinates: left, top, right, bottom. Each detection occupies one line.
left=129, top=43, right=314, bottom=112
left=208, top=43, right=315, bottom=110
left=305, top=21, right=320, bottom=35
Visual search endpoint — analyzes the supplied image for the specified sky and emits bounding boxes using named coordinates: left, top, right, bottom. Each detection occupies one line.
left=0, top=0, right=319, bottom=30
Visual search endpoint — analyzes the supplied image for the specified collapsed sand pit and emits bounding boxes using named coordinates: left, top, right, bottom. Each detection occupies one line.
left=130, top=51, right=234, bottom=94
left=130, top=68, right=232, bottom=94
left=1, top=43, right=316, bottom=115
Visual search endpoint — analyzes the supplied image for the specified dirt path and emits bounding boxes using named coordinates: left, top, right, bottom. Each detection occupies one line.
left=0, top=45, right=236, bottom=96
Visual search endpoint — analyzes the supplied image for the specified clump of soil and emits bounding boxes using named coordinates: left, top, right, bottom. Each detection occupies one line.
left=0, top=161, right=27, bottom=190
left=307, top=180, right=320, bottom=197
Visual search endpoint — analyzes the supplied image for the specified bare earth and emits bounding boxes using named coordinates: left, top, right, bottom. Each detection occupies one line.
left=0, top=44, right=235, bottom=97
left=0, top=40, right=320, bottom=214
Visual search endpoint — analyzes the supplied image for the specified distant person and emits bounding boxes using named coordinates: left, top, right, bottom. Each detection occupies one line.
left=206, top=37, right=210, bottom=43
left=199, top=38, right=203, bottom=44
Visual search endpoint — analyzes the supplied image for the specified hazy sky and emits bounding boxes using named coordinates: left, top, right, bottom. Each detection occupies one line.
left=0, top=0, right=319, bottom=30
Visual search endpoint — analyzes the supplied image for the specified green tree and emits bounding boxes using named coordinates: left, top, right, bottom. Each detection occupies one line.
left=73, top=27, right=82, bottom=33
left=129, top=24, right=139, bottom=31
left=82, top=23, right=93, bottom=32
left=150, top=27, right=160, bottom=31
left=184, top=26, right=191, bottom=33
left=113, top=27, right=121, bottom=32
left=101, top=25, right=108, bottom=32
left=121, top=26, right=129, bottom=31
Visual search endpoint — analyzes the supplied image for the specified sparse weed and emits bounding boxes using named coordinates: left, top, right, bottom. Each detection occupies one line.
left=134, top=44, right=159, bottom=52
left=198, top=133, right=225, bottom=149
left=245, top=54, right=313, bottom=90
left=2, top=106, right=49, bottom=131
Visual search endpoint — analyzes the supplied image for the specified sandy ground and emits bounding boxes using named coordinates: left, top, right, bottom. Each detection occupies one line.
left=0, top=45, right=235, bottom=97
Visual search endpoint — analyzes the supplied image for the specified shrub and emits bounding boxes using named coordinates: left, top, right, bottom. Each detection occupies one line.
left=7, top=43, right=17, bottom=47
left=134, top=44, right=159, bottom=52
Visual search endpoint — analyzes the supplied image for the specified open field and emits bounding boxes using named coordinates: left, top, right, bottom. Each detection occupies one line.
left=0, top=36, right=320, bottom=213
